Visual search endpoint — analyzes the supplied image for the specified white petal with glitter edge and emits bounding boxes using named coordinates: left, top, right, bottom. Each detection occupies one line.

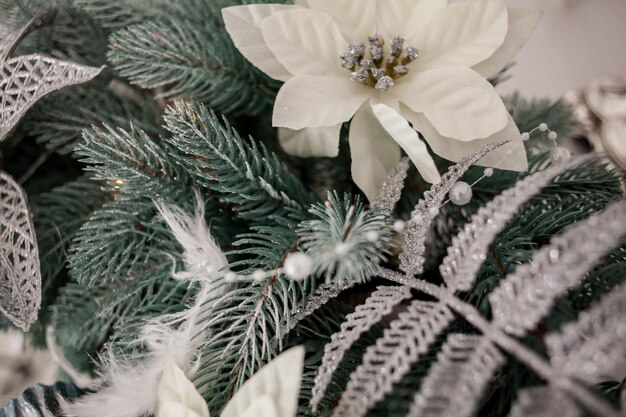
left=371, top=103, right=441, bottom=184
left=273, top=76, right=369, bottom=129
left=261, top=8, right=347, bottom=77
left=279, top=124, right=342, bottom=158
left=158, top=362, right=209, bottom=417
left=394, top=66, right=509, bottom=141
left=406, top=109, right=528, bottom=172
left=473, top=7, right=543, bottom=79
left=220, top=346, right=304, bottom=417
left=411, top=0, right=508, bottom=71
left=222, top=5, right=300, bottom=82
left=349, top=104, right=403, bottom=202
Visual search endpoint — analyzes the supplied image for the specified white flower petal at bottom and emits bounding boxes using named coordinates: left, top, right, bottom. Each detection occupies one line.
left=279, top=124, right=342, bottom=158
left=273, top=76, right=369, bottom=129
left=406, top=109, right=528, bottom=172
left=240, top=395, right=279, bottom=417
left=371, top=103, right=441, bottom=184
left=349, top=104, right=402, bottom=202
left=158, top=362, right=209, bottom=417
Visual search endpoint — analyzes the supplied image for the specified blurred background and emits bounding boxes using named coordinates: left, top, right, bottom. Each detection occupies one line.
left=1, top=0, right=625, bottom=406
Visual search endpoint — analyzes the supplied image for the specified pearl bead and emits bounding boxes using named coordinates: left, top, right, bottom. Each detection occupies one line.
left=539, top=123, right=548, bottom=132
left=365, top=230, right=379, bottom=242
left=283, top=252, right=313, bottom=281
left=548, top=131, right=558, bottom=141
left=429, top=207, right=440, bottom=217
left=550, top=146, right=571, bottom=165
left=521, top=132, right=530, bottom=141
left=252, top=270, right=266, bottom=281
left=393, top=220, right=406, bottom=233
left=484, top=168, right=494, bottom=177
left=449, top=181, right=473, bottom=206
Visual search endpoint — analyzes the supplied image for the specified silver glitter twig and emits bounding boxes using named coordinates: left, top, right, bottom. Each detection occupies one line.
left=310, top=286, right=412, bottom=411
left=407, top=334, right=505, bottom=417
left=332, top=300, right=454, bottom=417
left=399, top=140, right=510, bottom=276
left=439, top=154, right=596, bottom=292
left=371, top=157, right=410, bottom=212
left=546, top=281, right=626, bottom=382
left=0, top=171, right=41, bottom=331
left=490, top=200, right=626, bottom=337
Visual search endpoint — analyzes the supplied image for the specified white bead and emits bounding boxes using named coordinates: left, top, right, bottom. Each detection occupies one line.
left=550, top=146, right=571, bottom=164
left=548, top=131, right=558, bottom=140
left=365, top=230, right=379, bottom=242
left=252, top=270, right=266, bottom=281
left=283, top=252, right=313, bottom=281
left=429, top=207, right=440, bottom=217
left=484, top=168, right=494, bottom=177
left=449, top=181, right=473, bottom=206
left=393, top=220, right=406, bottom=233
left=539, top=123, right=548, bottom=132
left=335, top=242, right=350, bottom=255
left=521, top=132, right=530, bottom=141
left=224, top=271, right=237, bottom=282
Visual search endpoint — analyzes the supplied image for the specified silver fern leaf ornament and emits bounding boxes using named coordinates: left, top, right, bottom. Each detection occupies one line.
left=0, top=172, right=41, bottom=331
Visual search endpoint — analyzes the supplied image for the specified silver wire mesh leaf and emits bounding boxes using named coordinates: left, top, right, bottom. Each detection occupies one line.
left=546, top=281, right=626, bottom=382
left=407, top=334, right=505, bottom=417
left=0, top=382, right=85, bottom=417
left=371, top=157, right=410, bottom=212
left=0, top=54, right=104, bottom=141
left=332, top=300, right=454, bottom=417
left=399, top=140, right=509, bottom=276
left=0, top=171, right=41, bottom=331
left=490, top=200, right=626, bottom=337
left=507, top=386, right=582, bottom=417
left=439, top=154, right=594, bottom=292
left=310, top=285, right=413, bottom=411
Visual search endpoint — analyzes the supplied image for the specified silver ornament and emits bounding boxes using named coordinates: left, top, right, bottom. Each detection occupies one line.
left=0, top=171, right=41, bottom=331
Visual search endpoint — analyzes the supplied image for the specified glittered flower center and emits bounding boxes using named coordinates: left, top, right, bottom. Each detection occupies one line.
left=340, top=35, right=419, bottom=91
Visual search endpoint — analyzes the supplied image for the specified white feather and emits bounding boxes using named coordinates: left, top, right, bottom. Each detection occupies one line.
left=67, top=193, right=227, bottom=417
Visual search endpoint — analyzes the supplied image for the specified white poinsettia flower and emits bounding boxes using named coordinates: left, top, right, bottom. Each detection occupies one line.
left=157, top=347, right=304, bottom=417
left=223, top=0, right=541, bottom=200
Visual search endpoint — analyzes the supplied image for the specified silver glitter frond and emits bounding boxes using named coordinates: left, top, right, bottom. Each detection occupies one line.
left=508, top=387, right=582, bottom=417
left=371, top=157, right=410, bottom=212
left=399, top=140, right=510, bottom=276
left=332, top=301, right=454, bottom=417
left=0, top=54, right=104, bottom=141
left=546, top=281, right=626, bottom=382
left=0, top=171, right=41, bottom=331
left=283, top=281, right=352, bottom=338
left=310, top=286, right=412, bottom=411
left=407, top=334, right=505, bottom=417
left=490, top=200, right=626, bottom=337
left=439, top=154, right=595, bottom=292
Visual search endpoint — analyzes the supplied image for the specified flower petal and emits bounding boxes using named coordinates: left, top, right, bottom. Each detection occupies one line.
left=412, top=0, right=508, bottom=71
left=473, top=7, right=542, bottom=79
left=349, top=104, right=402, bottom=201
left=279, top=125, right=342, bottom=158
left=273, top=76, right=369, bottom=129
left=299, top=0, right=376, bottom=41
left=221, top=347, right=304, bottom=417
left=222, top=5, right=300, bottom=82
left=158, top=362, right=209, bottom=417
left=405, top=108, right=528, bottom=171
left=240, top=396, right=279, bottom=417
left=261, top=8, right=347, bottom=77
left=394, top=66, right=509, bottom=141
left=371, top=103, right=441, bottom=184
left=380, top=0, right=447, bottom=41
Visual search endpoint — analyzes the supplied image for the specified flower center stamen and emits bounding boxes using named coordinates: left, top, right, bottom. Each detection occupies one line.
left=340, top=35, right=419, bottom=91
